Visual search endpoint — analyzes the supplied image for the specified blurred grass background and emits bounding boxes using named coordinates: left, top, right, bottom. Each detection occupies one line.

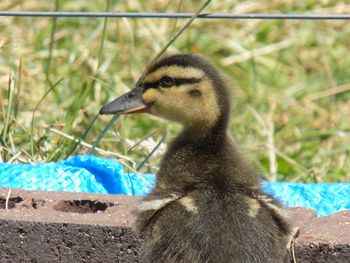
left=0, top=0, right=350, bottom=182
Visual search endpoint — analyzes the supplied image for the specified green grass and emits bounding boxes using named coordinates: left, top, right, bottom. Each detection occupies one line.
left=0, top=0, right=350, bottom=182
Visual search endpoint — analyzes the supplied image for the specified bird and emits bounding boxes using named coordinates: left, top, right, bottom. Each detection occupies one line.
left=100, top=54, right=290, bottom=263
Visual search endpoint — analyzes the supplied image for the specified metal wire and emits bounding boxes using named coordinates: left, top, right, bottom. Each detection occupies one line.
left=0, top=11, right=350, bottom=20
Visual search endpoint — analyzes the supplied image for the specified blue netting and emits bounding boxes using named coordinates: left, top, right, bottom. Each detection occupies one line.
left=0, top=155, right=349, bottom=216
left=0, top=155, right=153, bottom=195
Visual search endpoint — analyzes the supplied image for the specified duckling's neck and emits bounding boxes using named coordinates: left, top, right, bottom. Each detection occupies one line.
left=180, top=116, right=228, bottom=147
left=155, top=116, right=260, bottom=195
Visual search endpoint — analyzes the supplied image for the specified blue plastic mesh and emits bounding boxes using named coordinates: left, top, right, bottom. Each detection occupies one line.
left=0, top=155, right=349, bottom=216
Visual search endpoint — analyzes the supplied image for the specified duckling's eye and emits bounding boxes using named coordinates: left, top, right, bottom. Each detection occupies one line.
left=159, top=76, right=175, bottom=87
left=188, top=89, right=201, bottom=97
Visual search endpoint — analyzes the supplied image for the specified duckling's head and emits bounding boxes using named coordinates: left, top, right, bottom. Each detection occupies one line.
left=100, top=54, right=231, bottom=134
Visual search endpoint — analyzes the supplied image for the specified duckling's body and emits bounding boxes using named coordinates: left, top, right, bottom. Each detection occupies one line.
left=100, top=54, right=290, bottom=263
left=138, top=135, right=289, bottom=263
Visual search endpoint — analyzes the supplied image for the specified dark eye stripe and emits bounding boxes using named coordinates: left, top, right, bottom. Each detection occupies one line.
left=174, top=77, right=201, bottom=86
left=143, top=77, right=201, bottom=90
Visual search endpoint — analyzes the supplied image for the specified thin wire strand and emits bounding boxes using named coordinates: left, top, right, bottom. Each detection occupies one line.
left=0, top=11, right=350, bottom=20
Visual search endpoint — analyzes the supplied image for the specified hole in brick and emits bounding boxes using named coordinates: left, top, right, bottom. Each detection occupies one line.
left=31, top=199, right=45, bottom=209
left=0, top=196, right=24, bottom=209
left=53, top=199, right=114, bottom=214
left=18, top=198, right=46, bottom=209
left=18, top=228, right=27, bottom=238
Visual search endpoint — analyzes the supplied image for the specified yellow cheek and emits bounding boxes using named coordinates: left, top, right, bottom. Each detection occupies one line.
left=142, top=80, right=220, bottom=130
left=182, top=82, right=219, bottom=126
left=153, top=92, right=181, bottom=116
left=143, top=89, right=159, bottom=104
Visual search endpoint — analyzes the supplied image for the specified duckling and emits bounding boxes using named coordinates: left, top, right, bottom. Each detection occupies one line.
left=100, top=54, right=290, bottom=263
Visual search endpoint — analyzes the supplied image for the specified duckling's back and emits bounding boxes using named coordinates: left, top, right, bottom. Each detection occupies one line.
left=136, top=135, right=290, bottom=263
left=138, top=191, right=289, bottom=263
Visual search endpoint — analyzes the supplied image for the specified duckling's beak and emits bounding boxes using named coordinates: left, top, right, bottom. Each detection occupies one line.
left=99, top=86, right=148, bottom=115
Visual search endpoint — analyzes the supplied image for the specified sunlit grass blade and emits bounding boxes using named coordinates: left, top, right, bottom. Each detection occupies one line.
left=45, top=0, right=60, bottom=87
left=96, top=0, right=111, bottom=74
left=128, top=124, right=167, bottom=153
left=30, top=78, right=63, bottom=157
left=76, top=0, right=114, bottom=156
left=63, top=81, right=91, bottom=130
left=137, top=129, right=167, bottom=172
left=65, top=113, right=99, bottom=157
left=14, top=58, right=22, bottom=119
left=0, top=134, right=5, bottom=147
left=2, top=72, right=15, bottom=143
left=88, top=113, right=120, bottom=155
left=154, top=0, right=212, bottom=61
